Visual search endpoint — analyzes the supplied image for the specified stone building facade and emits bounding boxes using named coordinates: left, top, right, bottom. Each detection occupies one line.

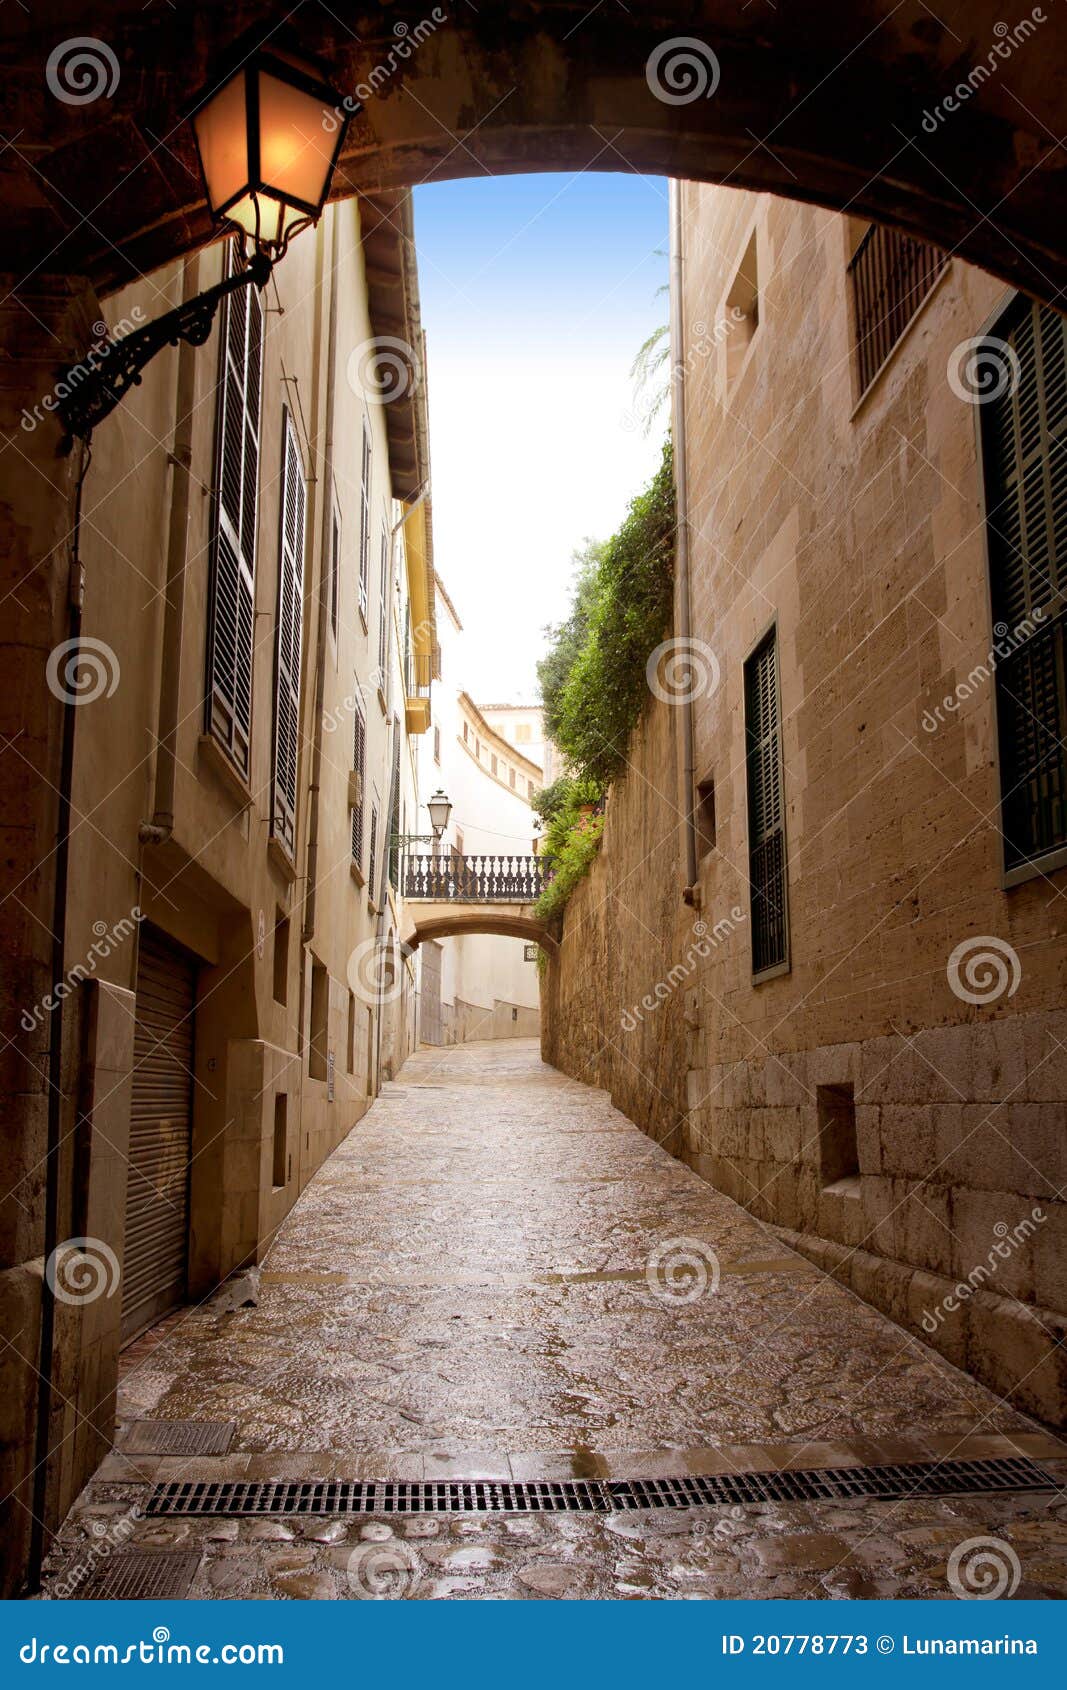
left=545, top=184, right=1067, bottom=1428
left=0, top=192, right=433, bottom=1593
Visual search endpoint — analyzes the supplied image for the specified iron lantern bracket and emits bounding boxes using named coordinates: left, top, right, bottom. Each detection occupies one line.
left=57, top=250, right=273, bottom=451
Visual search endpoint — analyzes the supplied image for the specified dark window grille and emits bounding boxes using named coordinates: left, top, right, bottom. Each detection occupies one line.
left=981, top=296, right=1067, bottom=867
left=849, top=223, right=948, bottom=396
left=205, top=240, right=262, bottom=776
left=270, top=412, right=305, bottom=857
left=368, top=802, right=379, bottom=895
left=745, top=629, right=789, bottom=974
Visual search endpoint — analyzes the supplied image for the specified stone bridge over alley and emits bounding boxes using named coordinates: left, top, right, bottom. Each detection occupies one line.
left=46, top=1042, right=1067, bottom=1602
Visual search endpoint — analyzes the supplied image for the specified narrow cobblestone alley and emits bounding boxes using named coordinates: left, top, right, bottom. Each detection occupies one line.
left=47, top=1041, right=1067, bottom=1601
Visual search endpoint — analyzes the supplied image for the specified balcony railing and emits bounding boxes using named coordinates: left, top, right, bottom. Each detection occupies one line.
left=849, top=223, right=948, bottom=396
left=402, top=849, right=550, bottom=903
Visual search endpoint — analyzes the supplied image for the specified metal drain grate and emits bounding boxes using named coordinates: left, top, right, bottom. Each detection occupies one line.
left=79, top=1550, right=201, bottom=1600
left=121, top=1419, right=236, bottom=1456
left=146, top=1455, right=1056, bottom=1518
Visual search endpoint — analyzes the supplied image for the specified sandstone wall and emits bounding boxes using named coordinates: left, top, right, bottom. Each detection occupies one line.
left=543, top=187, right=1067, bottom=1429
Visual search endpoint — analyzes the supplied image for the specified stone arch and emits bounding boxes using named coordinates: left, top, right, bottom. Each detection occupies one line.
left=406, top=913, right=558, bottom=957
left=3, top=3, right=1066, bottom=304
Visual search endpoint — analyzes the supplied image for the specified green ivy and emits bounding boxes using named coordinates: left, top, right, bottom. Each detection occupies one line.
left=533, top=442, right=675, bottom=922
left=538, top=439, right=675, bottom=790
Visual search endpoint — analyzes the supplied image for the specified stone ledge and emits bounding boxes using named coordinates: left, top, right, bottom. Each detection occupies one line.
left=774, top=1224, right=1067, bottom=1429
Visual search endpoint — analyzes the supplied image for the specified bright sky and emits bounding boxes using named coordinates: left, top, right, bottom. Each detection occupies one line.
left=413, top=172, right=669, bottom=704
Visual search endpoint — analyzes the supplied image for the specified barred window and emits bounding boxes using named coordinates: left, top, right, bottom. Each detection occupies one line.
left=849, top=223, right=947, bottom=397
left=745, top=628, right=789, bottom=975
left=981, top=297, right=1067, bottom=869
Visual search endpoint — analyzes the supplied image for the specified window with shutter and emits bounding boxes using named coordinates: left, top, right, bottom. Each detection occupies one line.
left=387, top=724, right=401, bottom=889
left=351, top=698, right=366, bottom=869
left=745, top=628, right=789, bottom=975
left=205, top=241, right=262, bottom=777
left=358, top=421, right=371, bottom=624
left=378, top=528, right=389, bottom=685
left=271, top=412, right=306, bottom=857
left=368, top=801, right=379, bottom=898
left=981, top=297, right=1067, bottom=870
left=330, top=506, right=340, bottom=637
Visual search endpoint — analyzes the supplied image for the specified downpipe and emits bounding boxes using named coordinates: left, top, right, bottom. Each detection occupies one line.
left=669, top=179, right=700, bottom=904
left=139, top=257, right=199, bottom=846
left=27, top=439, right=91, bottom=1593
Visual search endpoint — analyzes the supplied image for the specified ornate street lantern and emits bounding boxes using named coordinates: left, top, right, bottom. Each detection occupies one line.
left=58, top=51, right=354, bottom=446
left=427, top=790, right=453, bottom=841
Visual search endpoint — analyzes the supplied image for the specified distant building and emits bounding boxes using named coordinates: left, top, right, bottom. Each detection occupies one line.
left=415, top=579, right=542, bottom=1042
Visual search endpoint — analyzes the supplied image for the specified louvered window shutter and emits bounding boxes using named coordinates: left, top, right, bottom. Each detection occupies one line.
left=981, top=299, right=1067, bottom=867
left=369, top=802, right=379, bottom=896
left=271, top=413, right=306, bottom=857
left=358, top=423, right=371, bottom=623
left=206, top=242, right=262, bottom=776
left=378, top=530, right=389, bottom=683
left=388, top=725, right=401, bottom=889
left=745, top=629, right=789, bottom=974
left=351, top=702, right=366, bottom=868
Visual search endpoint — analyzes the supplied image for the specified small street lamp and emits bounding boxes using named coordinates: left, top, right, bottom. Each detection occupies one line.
left=58, top=49, right=354, bottom=447
left=427, top=789, right=453, bottom=843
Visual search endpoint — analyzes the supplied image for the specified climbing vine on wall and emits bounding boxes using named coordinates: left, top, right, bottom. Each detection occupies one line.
left=534, top=441, right=676, bottom=922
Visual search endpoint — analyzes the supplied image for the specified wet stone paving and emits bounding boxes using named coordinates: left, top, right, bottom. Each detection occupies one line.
left=45, top=1039, right=1067, bottom=1600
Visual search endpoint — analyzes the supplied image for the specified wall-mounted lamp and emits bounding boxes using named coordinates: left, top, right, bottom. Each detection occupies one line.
left=58, top=49, right=354, bottom=447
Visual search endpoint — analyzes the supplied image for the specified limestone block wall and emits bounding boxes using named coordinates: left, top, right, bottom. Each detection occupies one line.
left=542, top=186, right=1067, bottom=1428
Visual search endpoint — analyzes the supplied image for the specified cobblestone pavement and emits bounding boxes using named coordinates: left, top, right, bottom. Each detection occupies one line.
left=45, top=1039, right=1067, bottom=1600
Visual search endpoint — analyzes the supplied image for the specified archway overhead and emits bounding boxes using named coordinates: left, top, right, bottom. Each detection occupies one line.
left=406, top=912, right=558, bottom=956
left=2, top=3, right=1065, bottom=303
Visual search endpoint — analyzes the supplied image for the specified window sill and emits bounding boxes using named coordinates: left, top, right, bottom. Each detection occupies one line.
left=377, top=686, right=388, bottom=717
left=822, top=1175, right=862, bottom=1200
left=350, top=860, right=366, bottom=888
left=1004, top=843, right=1067, bottom=889
left=752, top=959, right=790, bottom=985
left=197, top=733, right=253, bottom=810
left=267, top=837, right=297, bottom=884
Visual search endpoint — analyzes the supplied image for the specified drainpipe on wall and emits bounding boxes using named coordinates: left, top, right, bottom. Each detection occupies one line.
left=27, top=438, right=91, bottom=1594
left=301, top=211, right=340, bottom=954
left=670, top=177, right=700, bottom=905
left=139, top=257, right=199, bottom=846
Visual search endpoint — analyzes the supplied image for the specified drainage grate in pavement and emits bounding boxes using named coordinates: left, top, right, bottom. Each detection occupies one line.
left=79, top=1550, right=201, bottom=1600
left=121, top=1420, right=236, bottom=1456
left=146, top=1456, right=1056, bottom=1517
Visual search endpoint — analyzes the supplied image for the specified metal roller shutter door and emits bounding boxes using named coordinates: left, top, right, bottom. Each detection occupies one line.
left=122, top=928, right=196, bottom=1341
